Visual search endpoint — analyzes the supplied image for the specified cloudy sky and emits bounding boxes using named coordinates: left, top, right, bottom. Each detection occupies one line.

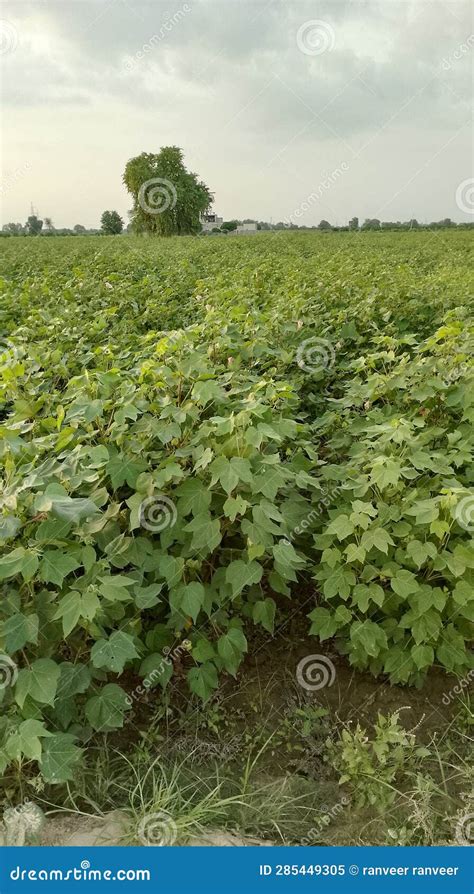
left=1, top=0, right=473, bottom=227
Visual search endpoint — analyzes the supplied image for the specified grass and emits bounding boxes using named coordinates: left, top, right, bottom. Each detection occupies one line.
left=11, top=685, right=470, bottom=847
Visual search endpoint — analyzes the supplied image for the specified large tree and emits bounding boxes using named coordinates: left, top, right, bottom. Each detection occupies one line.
left=101, top=210, right=124, bottom=235
left=123, top=147, right=213, bottom=236
left=26, top=214, right=43, bottom=235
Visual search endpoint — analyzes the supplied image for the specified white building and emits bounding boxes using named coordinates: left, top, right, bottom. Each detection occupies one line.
left=200, top=214, right=259, bottom=235
left=200, top=212, right=223, bottom=232
left=235, top=222, right=258, bottom=234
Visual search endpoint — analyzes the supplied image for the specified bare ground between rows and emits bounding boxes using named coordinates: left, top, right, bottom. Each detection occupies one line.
left=132, top=618, right=461, bottom=760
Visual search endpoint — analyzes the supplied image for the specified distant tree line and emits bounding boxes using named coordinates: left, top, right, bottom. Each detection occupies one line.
left=1, top=211, right=126, bottom=237
left=266, top=216, right=473, bottom=231
left=212, top=216, right=473, bottom=233
left=2, top=210, right=472, bottom=238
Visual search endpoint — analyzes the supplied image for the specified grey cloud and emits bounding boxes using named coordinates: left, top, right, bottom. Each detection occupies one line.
left=1, top=0, right=472, bottom=225
left=3, top=0, right=472, bottom=136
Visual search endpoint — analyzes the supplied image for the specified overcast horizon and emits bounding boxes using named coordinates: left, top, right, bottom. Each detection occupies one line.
left=1, top=0, right=473, bottom=229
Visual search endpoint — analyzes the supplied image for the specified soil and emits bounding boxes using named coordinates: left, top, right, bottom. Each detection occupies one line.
left=2, top=620, right=466, bottom=849
left=16, top=811, right=274, bottom=847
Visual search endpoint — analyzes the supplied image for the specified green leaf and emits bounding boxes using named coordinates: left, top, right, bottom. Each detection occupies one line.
left=0, top=515, right=21, bottom=541
left=452, top=580, right=472, bottom=606
left=223, top=495, right=249, bottom=521
left=5, top=719, right=51, bottom=763
left=383, top=645, right=415, bottom=684
left=253, top=598, right=276, bottom=634
left=176, top=478, right=212, bottom=515
left=134, top=583, right=163, bottom=609
left=217, top=627, right=248, bottom=676
left=217, top=627, right=248, bottom=677
left=350, top=620, right=387, bottom=658
left=323, top=565, right=355, bottom=600
left=53, top=592, right=81, bottom=637
left=344, top=542, right=367, bottom=563
left=107, top=454, right=147, bottom=489
left=254, top=467, right=285, bottom=500
left=3, top=613, right=38, bottom=653
left=85, top=684, right=130, bottom=731
left=369, top=458, right=402, bottom=489
left=0, top=547, right=38, bottom=581
left=192, top=379, right=224, bottom=405
left=361, top=527, right=394, bottom=554
left=57, top=662, right=91, bottom=699
left=436, top=625, right=468, bottom=672
left=139, top=653, right=173, bottom=688
left=406, top=540, right=436, bottom=569
left=308, top=606, right=339, bottom=641
left=39, top=550, right=81, bottom=586
left=225, top=559, right=263, bottom=597
left=90, top=632, right=138, bottom=674
left=210, top=456, right=239, bottom=494
left=390, top=569, right=420, bottom=599
left=37, top=494, right=99, bottom=524
left=272, top=540, right=306, bottom=575
left=405, top=499, right=439, bottom=525
left=158, top=555, right=184, bottom=587
left=15, top=659, right=60, bottom=708
left=411, top=610, right=442, bottom=644
left=40, top=734, right=82, bottom=783
left=326, top=514, right=355, bottom=541
left=187, top=662, right=219, bottom=700
left=184, top=513, right=221, bottom=552
left=193, top=447, right=213, bottom=472
left=157, top=421, right=181, bottom=444
left=192, top=638, right=216, bottom=663
left=53, top=590, right=99, bottom=636
left=351, top=500, right=378, bottom=518
left=351, top=584, right=370, bottom=612
left=334, top=604, right=352, bottom=626
left=230, top=457, right=253, bottom=484
left=170, top=582, right=206, bottom=623
left=351, top=584, right=385, bottom=612
left=411, top=644, right=434, bottom=670
left=99, top=575, right=136, bottom=602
